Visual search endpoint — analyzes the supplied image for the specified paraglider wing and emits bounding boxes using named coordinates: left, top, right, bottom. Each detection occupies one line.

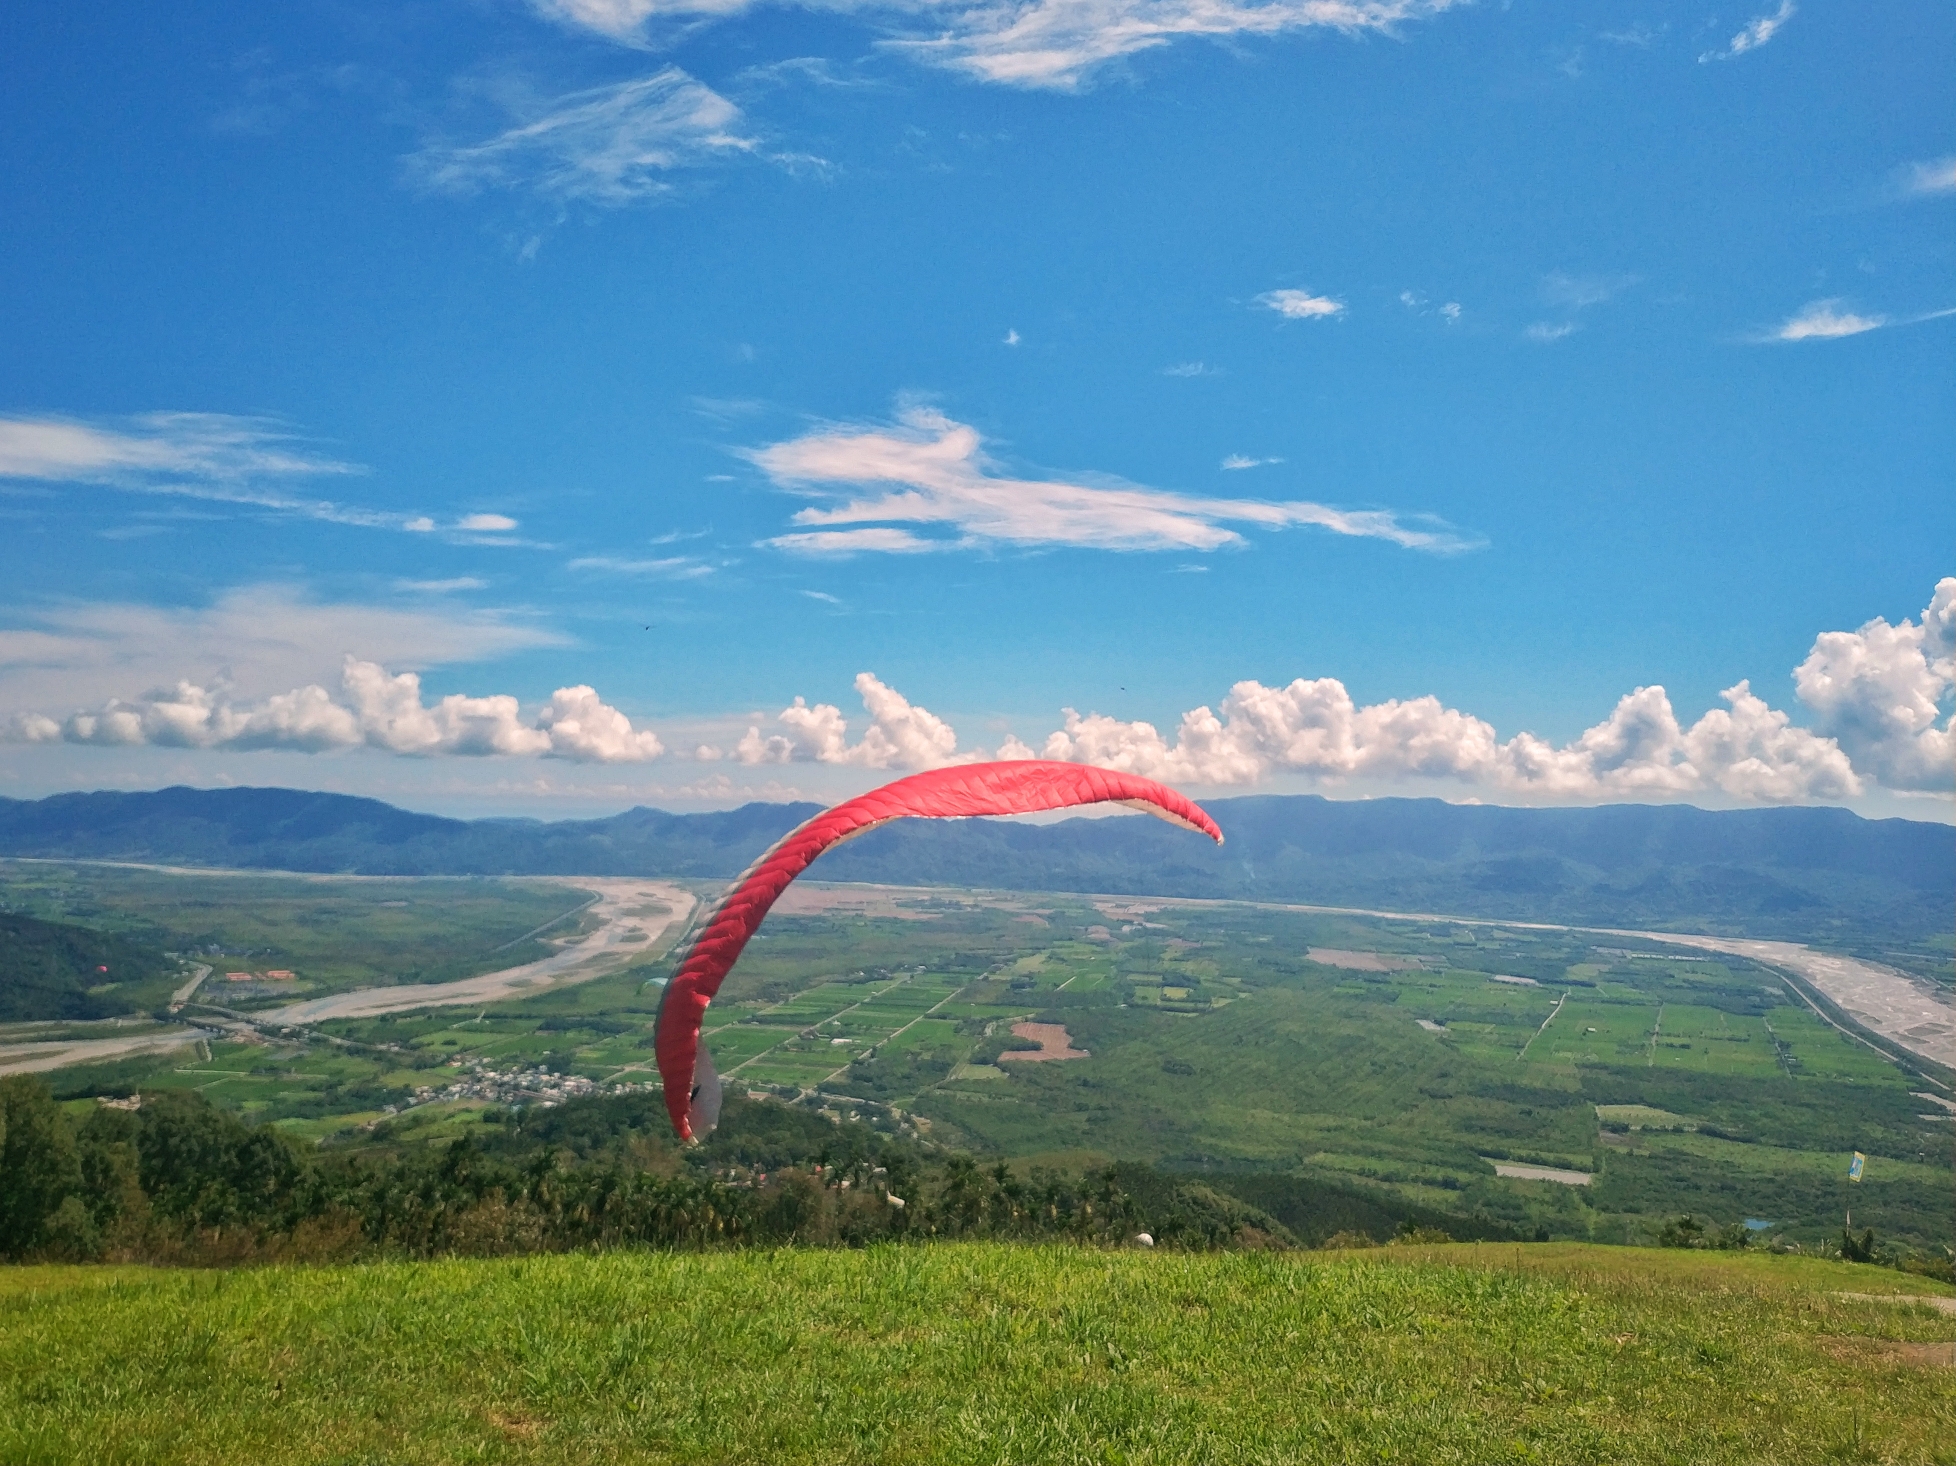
left=654, top=760, right=1223, bottom=1139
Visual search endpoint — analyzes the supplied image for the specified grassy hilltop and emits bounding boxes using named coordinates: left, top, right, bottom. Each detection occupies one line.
left=3, top=1245, right=1952, bottom=1465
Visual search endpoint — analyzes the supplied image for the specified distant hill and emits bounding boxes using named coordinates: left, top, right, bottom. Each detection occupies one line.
left=0, top=785, right=1949, bottom=949
left=0, top=911, right=178, bottom=1022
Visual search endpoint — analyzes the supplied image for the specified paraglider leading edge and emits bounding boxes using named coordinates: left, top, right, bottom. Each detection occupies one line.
left=653, top=760, right=1223, bottom=1140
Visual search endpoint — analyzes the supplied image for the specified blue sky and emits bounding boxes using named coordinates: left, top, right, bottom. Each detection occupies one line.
left=1, top=0, right=1951, bottom=817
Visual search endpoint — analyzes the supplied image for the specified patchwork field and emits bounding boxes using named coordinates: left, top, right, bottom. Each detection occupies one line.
left=2, top=1245, right=1951, bottom=1465
left=12, top=875, right=1952, bottom=1253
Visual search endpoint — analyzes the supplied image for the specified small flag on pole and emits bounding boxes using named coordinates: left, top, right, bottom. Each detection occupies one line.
left=1847, top=1152, right=1865, bottom=1183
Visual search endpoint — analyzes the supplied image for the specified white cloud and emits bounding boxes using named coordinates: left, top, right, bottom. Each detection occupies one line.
left=1792, top=579, right=1955, bottom=791
left=736, top=672, right=995, bottom=769
left=457, top=512, right=519, bottom=532
left=1700, top=0, right=1795, bottom=61
left=407, top=69, right=756, bottom=205
left=889, top=0, right=1465, bottom=90
left=724, top=663, right=1870, bottom=804
left=801, top=590, right=842, bottom=603
left=536, top=684, right=667, bottom=761
left=1162, top=361, right=1221, bottom=377
left=1906, top=156, right=1956, bottom=196
left=1220, top=454, right=1281, bottom=470
left=530, top=0, right=1462, bottom=90
left=1037, top=677, right=1859, bottom=802
left=6, top=657, right=665, bottom=764
left=0, top=585, right=563, bottom=716
left=750, top=404, right=1477, bottom=554
left=396, top=577, right=490, bottom=593
left=1258, top=288, right=1345, bottom=320
left=1003, top=328, right=1021, bottom=346
left=766, top=526, right=949, bottom=555
left=530, top=0, right=660, bottom=40
left=1541, top=272, right=1636, bottom=309
left=0, top=412, right=428, bottom=531
left=1525, top=321, right=1578, bottom=343
left=568, top=554, right=715, bottom=577
left=1768, top=300, right=1886, bottom=341
left=1439, top=302, right=1461, bottom=322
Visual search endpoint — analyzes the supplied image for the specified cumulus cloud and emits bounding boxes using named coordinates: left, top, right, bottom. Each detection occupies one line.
left=1036, top=677, right=1859, bottom=802
left=1258, top=288, right=1345, bottom=320
left=1793, top=578, right=1955, bottom=791
left=5, top=657, right=664, bottom=763
left=750, top=404, right=1478, bottom=554
left=457, top=512, right=519, bottom=532
left=736, top=672, right=978, bottom=769
left=407, top=69, right=756, bottom=205
left=722, top=663, right=1870, bottom=804
left=1768, top=300, right=1887, bottom=341
left=744, top=583, right=1956, bottom=803
left=1700, top=0, right=1794, bottom=62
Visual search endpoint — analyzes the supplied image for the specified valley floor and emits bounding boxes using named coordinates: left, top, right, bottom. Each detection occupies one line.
left=3, top=1244, right=1952, bottom=1465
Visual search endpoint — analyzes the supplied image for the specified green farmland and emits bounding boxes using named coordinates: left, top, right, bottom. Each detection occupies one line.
left=12, top=877, right=1953, bottom=1255
left=2, top=1245, right=1952, bottom=1465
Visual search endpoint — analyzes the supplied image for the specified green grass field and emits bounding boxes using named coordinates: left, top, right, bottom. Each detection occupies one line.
left=2, top=1245, right=1951, bottom=1464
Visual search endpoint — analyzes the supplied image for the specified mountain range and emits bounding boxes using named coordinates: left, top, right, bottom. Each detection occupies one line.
left=1, top=785, right=1949, bottom=953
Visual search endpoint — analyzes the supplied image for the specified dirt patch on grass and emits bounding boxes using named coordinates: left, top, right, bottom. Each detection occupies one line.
left=997, top=1022, right=1089, bottom=1061
left=1816, top=1337, right=1956, bottom=1369
left=487, top=1409, right=545, bottom=1440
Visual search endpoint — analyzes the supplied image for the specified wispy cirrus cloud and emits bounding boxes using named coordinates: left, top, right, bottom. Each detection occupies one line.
left=747, top=404, right=1480, bottom=555
left=1258, top=288, right=1345, bottom=320
left=567, top=554, right=716, bottom=578
left=0, top=412, right=416, bottom=532
left=891, top=0, right=1466, bottom=90
left=1526, top=271, right=1634, bottom=342
left=0, top=585, right=564, bottom=718
left=407, top=68, right=757, bottom=205
left=1699, top=0, right=1794, bottom=62
left=1903, top=155, right=1956, bottom=197
left=529, top=0, right=1465, bottom=91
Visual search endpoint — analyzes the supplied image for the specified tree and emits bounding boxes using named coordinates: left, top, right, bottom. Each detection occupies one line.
left=0, top=1076, right=82, bottom=1257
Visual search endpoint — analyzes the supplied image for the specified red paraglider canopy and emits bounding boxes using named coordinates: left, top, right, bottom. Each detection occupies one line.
left=654, top=760, right=1223, bottom=1140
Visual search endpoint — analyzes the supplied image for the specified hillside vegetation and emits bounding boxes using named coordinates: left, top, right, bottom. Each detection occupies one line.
left=0, top=911, right=178, bottom=1021
left=2, top=1245, right=1951, bottom=1464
